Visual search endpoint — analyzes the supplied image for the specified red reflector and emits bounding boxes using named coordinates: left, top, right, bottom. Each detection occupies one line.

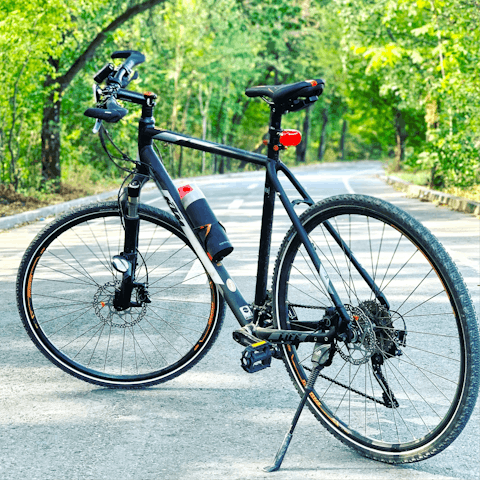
left=178, top=184, right=193, bottom=200
left=279, top=130, right=302, bottom=147
left=306, top=79, right=318, bottom=87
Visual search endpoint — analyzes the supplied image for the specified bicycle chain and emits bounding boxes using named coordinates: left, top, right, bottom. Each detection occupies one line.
left=336, top=305, right=376, bottom=365
left=289, top=303, right=325, bottom=310
left=302, top=366, right=387, bottom=407
left=256, top=301, right=386, bottom=406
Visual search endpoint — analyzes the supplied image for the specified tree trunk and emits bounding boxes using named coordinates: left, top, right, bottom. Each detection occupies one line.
left=339, top=119, right=347, bottom=160
left=39, top=0, right=167, bottom=187
left=318, top=107, right=328, bottom=162
left=238, top=133, right=268, bottom=170
left=218, top=133, right=227, bottom=174
left=197, top=85, right=211, bottom=174
left=41, top=82, right=62, bottom=187
left=178, top=146, right=183, bottom=178
left=176, top=90, right=191, bottom=178
left=201, top=115, right=207, bottom=173
left=393, top=108, right=407, bottom=172
left=296, top=107, right=310, bottom=163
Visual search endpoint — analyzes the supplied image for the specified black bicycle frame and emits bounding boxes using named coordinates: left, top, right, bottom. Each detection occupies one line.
left=124, top=100, right=387, bottom=338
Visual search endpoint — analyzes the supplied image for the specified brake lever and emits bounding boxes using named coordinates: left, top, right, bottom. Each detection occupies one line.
left=120, top=71, right=139, bottom=88
left=93, top=119, right=103, bottom=134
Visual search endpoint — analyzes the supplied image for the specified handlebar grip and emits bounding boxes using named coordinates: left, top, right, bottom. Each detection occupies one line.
left=84, top=97, right=128, bottom=123
left=111, top=50, right=145, bottom=74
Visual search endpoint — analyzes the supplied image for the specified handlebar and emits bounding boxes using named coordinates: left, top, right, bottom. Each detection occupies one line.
left=84, top=50, right=146, bottom=124
left=110, top=50, right=145, bottom=85
left=84, top=96, right=129, bottom=123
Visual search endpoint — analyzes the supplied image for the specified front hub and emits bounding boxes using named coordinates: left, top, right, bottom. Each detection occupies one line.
left=93, top=281, right=147, bottom=328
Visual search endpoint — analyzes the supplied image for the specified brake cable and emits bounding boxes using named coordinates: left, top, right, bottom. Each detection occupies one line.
left=99, top=125, right=135, bottom=173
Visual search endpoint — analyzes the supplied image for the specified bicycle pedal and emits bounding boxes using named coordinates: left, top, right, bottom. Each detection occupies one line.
left=241, top=341, right=272, bottom=373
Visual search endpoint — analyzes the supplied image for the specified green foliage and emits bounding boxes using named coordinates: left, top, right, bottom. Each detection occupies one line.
left=337, top=0, right=480, bottom=185
left=0, top=0, right=478, bottom=192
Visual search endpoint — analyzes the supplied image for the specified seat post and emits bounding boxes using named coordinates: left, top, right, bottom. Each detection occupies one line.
left=267, top=105, right=283, bottom=161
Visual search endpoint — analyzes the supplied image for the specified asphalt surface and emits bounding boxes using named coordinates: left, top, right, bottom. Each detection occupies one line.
left=1, top=161, right=479, bottom=480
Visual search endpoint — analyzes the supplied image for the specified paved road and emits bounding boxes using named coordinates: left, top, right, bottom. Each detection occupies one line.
left=1, top=161, right=478, bottom=480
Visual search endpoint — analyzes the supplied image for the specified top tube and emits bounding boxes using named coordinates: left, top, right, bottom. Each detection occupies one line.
left=145, top=127, right=269, bottom=168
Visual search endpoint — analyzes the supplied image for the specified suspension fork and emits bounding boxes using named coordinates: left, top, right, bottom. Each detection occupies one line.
left=113, top=174, right=147, bottom=310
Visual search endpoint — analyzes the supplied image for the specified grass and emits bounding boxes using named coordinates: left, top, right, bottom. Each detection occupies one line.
left=0, top=172, right=123, bottom=218
left=2, top=161, right=478, bottom=219
left=388, top=169, right=480, bottom=203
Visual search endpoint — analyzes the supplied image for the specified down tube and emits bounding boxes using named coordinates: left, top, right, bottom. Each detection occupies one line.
left=140, top=145, right=255, bottom=327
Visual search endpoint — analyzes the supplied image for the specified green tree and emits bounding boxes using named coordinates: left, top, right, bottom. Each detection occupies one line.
left=1, top=0, right=168, bottom=190
left=337, top=0, right=480, bottom=184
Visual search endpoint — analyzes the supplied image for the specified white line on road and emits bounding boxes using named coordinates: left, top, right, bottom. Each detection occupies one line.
left=183, top=259, right=207, bottom=284
left=145, top=196, right=162, bottom=205
left=228, top=199, right=244, bottom=209
left=342, top=176, right=355, bottom=194
left=341, top=168, right=385, bottom=194
left=247, top=184, right=258, bottom=190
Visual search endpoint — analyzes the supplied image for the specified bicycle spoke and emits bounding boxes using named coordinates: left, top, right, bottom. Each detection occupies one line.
left=275, top=199, right=475, bottom=456
left=21, top=205, right=221, bottom=385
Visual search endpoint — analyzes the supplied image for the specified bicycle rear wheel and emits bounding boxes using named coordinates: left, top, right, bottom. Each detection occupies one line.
left=273, top=195, right=479, bottom=463
left=17, top=201, right=225, bottom=388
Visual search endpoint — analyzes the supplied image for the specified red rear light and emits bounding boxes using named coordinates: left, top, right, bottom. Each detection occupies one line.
left=279, top=130, right=302, bottom=147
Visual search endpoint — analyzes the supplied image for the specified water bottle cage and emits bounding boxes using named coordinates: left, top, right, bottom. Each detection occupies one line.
left=195, top=223, right=212, bottom=236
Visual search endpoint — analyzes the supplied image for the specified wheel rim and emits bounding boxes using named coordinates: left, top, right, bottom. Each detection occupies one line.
left=22, top=207, right=219, bottom=385
left=276, top=203, right=467, bottom=453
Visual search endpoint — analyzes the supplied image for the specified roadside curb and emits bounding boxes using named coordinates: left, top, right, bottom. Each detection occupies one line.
left=0, top=167, right=316, bottom=232
left=2, top=169, right=477, bottom=230
left=380, top=175, right=480, bottom=216
left=0, top=189, right=120, bottom=231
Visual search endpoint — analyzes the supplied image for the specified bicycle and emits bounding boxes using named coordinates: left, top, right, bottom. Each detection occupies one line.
left=16, top=50, right=479, bottom=471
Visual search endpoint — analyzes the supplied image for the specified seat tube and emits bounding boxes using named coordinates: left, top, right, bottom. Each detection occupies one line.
left=253, top=106, right=283, bottom=320
left=254, top=174, right=276, bottom=320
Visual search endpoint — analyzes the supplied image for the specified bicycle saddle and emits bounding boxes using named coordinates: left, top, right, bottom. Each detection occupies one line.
left=245, top=79, right=324, bottom=105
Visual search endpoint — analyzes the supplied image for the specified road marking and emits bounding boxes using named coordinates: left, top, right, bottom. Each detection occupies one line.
left=443, top=246, right=478, bottom=271
left=145, top=196, right=161, bottom=205
left=183, top=259, right=207, bottom=284
left=342, top=176, right=355, bottom=194
left=247, top=184, right=258, bottom=190
left=228, top=199, right=244, bottom=209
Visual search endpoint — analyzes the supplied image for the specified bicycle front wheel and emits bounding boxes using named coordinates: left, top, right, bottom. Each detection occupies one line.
left=17, top=201, right=225, bottom=388
left=273, top=195, right=479, bottom=463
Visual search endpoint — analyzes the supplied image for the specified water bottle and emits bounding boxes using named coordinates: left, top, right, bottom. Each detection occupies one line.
left=178, top=183, right=234, bottom=262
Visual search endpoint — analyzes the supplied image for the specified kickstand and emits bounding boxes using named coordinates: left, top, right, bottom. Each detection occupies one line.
left=263, top=344, right=330, bottom=472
